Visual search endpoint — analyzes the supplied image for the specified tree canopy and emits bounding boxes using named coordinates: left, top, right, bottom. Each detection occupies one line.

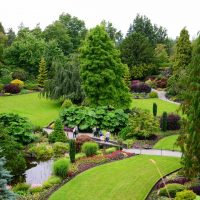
left=80, top=25, right=131, bottom=108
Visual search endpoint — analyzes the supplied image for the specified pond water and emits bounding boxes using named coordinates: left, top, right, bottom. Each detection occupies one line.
left=25, top=159, right=53, bottom=185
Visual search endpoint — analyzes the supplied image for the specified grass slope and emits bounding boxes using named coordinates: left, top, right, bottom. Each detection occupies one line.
left=49, top=155, right=181, bottom=200
left=0, top=93, right=60, bottom=126
left=154, top=135, right=180, bottom=151
left=131, top=98, right=181, bottom=116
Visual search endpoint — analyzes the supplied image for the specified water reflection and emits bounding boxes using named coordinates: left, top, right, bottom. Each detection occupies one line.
left=25, top=159, right=53, bottom=185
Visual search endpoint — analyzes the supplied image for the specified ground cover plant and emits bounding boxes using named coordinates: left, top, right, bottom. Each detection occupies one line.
left=153, top=135, right=180, bottom=151
left=0, top=93, right=60, bottom=126
left=49, top=155, right=181, bottom=200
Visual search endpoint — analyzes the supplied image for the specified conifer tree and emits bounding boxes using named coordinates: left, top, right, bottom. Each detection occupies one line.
left=167, top=28, right=192, bottom=97
left=69, top=139, right=76, bottom=163
left=80, top=25, right=131, bottom=108
left=0, top=154, right=15, bottom=200
left=37, top=57, right=47, bottom=87
left=179, top=36, right=200, bottom=177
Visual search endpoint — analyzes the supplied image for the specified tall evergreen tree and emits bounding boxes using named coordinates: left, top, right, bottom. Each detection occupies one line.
left=179, top=36, right=200, bottom=177
left=167, top=28, right=192, bottom=97
left=37, top=57, right=47, bottom=87
left=0, top=153, right=15, bottom=200
left=80, top=25, right=131, bottom=108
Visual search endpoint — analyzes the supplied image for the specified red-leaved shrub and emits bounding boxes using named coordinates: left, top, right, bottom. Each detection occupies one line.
left=131, top=81, right=151, bottom=93
left=4, top=84, right=21, bottom=94
left=75, top=135, right=92, bottom=152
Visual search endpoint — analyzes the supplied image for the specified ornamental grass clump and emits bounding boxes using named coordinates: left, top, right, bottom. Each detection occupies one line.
left=81, top=142, right=99, bottom=157
left=53, top=158, right=70, bottom=178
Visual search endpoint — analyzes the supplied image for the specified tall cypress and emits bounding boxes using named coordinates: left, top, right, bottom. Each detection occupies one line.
left=180, top=36, right=200, bottom=177
left=37, top=57, right=48, bottom=87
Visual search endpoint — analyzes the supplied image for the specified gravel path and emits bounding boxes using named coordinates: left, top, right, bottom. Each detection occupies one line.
left=152, top=89, right=180, bottom=105
left=123, top=148, right=182, bottom=157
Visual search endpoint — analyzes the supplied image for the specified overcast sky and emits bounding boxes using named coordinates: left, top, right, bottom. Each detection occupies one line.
left=0, top=0, right=199, bottom=39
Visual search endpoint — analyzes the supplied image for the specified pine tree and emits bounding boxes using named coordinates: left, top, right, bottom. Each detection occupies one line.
left=80, top=25, right=131, bottom=108
left=69, top=140, right=76, bottom=163
left=0, top=155, right=15, bottom=200
left=37, top=57, right=48, bottom=87
left=48, top=119, right=67, bottom=143
left=179, top=36, right=200, bottom=177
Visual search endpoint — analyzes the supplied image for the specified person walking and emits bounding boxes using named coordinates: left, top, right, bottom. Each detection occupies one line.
left=73, top=125, right=79, bottom=138
left=105, top=131, right=110, bottom=142
left=99, top=130, right=104, bottom=141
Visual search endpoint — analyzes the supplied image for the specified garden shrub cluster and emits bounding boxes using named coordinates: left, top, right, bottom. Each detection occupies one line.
left=130, top=80, right=151, bottom=93
left=148, top=91, right=158, bottom=98
left=160, top=113, right=181, bottom=131
left=75, top=135, right=92, bottom=152
left=159, top=183, right=185, bottom=198
left=119, top=108, right=159, bottom=139
left=81, top=142, right=99, bottom=157
left=42, top=176, right=62, bottom=189
left=0, top=113, right=35, bottom=144
left=11, top=79, right=24, bottom=88
left=53, top=142, right=69, bottom=157
left=60, top=106, right=128, bottom=132
left=11, top=68, right=28, bottom=81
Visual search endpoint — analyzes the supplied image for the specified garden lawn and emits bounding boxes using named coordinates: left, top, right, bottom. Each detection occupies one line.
left=0, top=93, right=60, bottom=126
left=154, top=135, right=180, bottom=151
left=49, top=155, right=181, bottom=200
left=131, top=98, right=181, bottom=116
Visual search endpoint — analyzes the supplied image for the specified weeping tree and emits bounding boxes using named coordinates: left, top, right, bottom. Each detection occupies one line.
left=178, top=35, right=200, bottom=178
left=42, top=53, right=84, bottom=103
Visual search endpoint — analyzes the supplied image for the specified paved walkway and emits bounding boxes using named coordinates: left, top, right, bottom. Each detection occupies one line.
left=152, top=89, right=180, bottom=105
left=123, top=148, right=182, bottom=158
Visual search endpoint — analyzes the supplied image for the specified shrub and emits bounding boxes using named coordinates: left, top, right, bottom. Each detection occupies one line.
left=190, top=186, right=200, bottom=195
left=161, top=112, right=168, bottom=132
left=159, top=183, right=185, bottom=198
left=155, top=77, right=168, bottom=88
left=0, top=113, right=34, bottom=145
left=53, top=158, right=70, bottom=178
left=105, top=147, right=116, bottom=154
left=119, top=108, right=159, bottom=139
left=28, top=143, right=54, bottom=160
left=75, top=153, right=86, bottom=160
left=13, top=183, right=30, bottom=193
left=131, top=81, right=151, bottom=93
left=153, top=103, right=158, bottom=117
left=42, top=176, right=62, bottom=189
left=145, top=79, right=156, bottom=88
left=81, top=142, right=99, bottom=157
left=149, top=91, right=158, bottom=98
left=12, top=68, right=28, bottom=81
left=24, top=82, right=39, bottom=90
left=0, top=83, right=4, bottom=92
left=53, top=142, right=69, bottom=157
left=124, top=139, right=135, bottom=148
left=48, top=119, right=67, bottom=143
left=76, top=135, right=92, bottom=152
left=3, top=83, right=21, bottom=94
left=167, top=113, right=181, bottom=130
left=69, top=139, right=76, bottom=163
left=11, top=79, right=24, bottom=88
left=61, top=99, right=73, bottom=109
left=29, top=186, right=43, bottom=194
left=175, top=190, right=196, bottom=200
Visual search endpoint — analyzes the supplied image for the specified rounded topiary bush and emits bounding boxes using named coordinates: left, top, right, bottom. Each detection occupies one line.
left=175, top=190, right=196, bottom=200
left=159, top=183, right=185, bottom=198
left=4, top=84, right=21, bottom=94
left=61, top=99, right=73, bottom=109
left=149, top=91, right=158, bottom=98
left=53, top=158, right=70, bottom=178
left=81, top=142, right=99, bottom=157
left=11, top=79, right=24, bottom=88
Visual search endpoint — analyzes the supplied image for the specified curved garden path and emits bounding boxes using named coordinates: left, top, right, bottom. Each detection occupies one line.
left=152, top=89, right=180, bottom=105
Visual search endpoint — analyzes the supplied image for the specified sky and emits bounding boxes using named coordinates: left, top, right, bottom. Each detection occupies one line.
left=0, top=0, right=199, bottom=39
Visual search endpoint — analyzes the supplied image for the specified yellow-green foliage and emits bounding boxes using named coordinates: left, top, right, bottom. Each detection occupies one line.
left=11, top=79, right=24, bottom=88
left=42, top=176, right=62, bottom=189
left=175, top=190, right=196, bottom=200
left=37, top=57, right=47, bottom=87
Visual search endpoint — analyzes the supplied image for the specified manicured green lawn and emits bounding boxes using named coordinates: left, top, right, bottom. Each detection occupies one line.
left=0, top=93, right=60, bottom=126
left=131, top=98, right=181, bottom=116
left=49, top=155, right=181, bottom=200
left=154, top=135, right=180, bottom=151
